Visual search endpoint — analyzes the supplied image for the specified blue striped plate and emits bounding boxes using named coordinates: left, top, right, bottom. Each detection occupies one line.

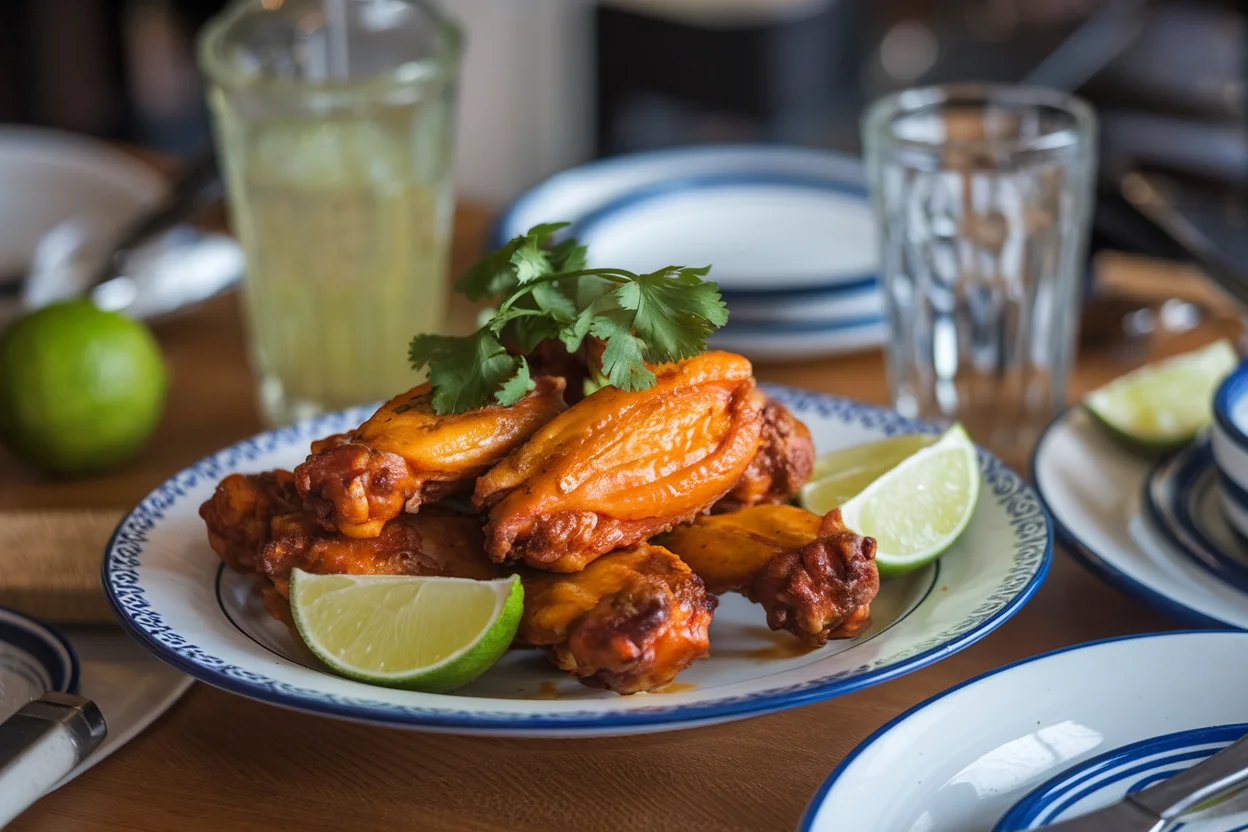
left=493, top=145, right=886, bottom=359
left=995, top=723, right=1248, bottom=831
left=1146, top=439, right=1248, bottom=593
left=802, top=632, right=1248, bottom=831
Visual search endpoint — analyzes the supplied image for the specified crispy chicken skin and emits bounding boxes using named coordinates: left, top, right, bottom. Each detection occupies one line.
left=294, top=377, right=567, bottom=538
left=474, top=351, right=766, bottom=572
left=658, top=505, right=878, bottom=646
left=518, top=544, right=716, bottom=694
left=715, top=398, right=815, bottom=512
left=259, top=506, right=497, bottom=601
left=199, top=471, right=302, bottom=572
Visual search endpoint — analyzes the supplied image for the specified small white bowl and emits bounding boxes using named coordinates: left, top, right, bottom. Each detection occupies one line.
left=0, top=127, right=164, bottom=280
left=1210, top=361, right=1248, bottom=540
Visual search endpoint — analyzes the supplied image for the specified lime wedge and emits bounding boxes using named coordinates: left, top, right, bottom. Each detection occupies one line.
left=1083, top=339, right=1238, bottom=451
left=836, top=424, right=980, bottom=578
left=801, top=433, right=938, bottom=512
left=289, top=570, right=522, bottom=692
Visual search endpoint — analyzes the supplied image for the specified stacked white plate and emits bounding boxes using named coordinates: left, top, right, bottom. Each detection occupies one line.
left=494, top=145, right=886, bottom=362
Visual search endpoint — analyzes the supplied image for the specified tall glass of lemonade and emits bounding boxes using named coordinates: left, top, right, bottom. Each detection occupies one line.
left=199, top=0, right=460, bottom=425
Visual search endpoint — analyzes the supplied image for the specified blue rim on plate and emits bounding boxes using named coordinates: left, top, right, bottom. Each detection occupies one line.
left=1030, top=408, right=1233, bottom=631
left=0, top=605, right=79, bottom=694
left=103, top=386, right=1051, bottom=732
left=714, top=312, right=884, bottom=336
left=993, top=722, right=1248, bottom=830
left=798, top=630, right=1237, bottom=831
left=492, top=143, right=869, bottom=247
left=566, top=171, right=876, bottom=299
left=1144, top=439, right=1248, bottom=593
left=1213, top=362, right=1248, bottom=454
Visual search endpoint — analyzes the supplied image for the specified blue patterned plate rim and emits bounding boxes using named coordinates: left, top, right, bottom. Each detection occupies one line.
left=102, top=384, right=1050, bottom=731
left=1030, top=407, right=1234, bottom=630
left=798, top=630, right=1248, bottom=831
left=994, top=722, right=1248, bottom=830
left=0, top=605, right=79, bottom=695
left=1144, top=439, right=1248, bottom=594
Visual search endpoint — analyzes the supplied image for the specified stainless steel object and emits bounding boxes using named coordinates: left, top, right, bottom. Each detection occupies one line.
left=1040, top=732, right=1248, bottom=831
left=0, top=693, right=106, bottom=828
left=7, top=150, right=242, bottom=325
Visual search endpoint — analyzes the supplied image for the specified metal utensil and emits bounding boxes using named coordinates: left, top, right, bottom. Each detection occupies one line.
left=7, top=148, right=242, bottom=325
left=1040, top=732, right=1248, bottom=831
left=0, top=693, right=106, bottom=828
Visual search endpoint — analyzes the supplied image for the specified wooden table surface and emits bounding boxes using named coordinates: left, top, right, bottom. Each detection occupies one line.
left=1, top=205, right=1239, bottom=832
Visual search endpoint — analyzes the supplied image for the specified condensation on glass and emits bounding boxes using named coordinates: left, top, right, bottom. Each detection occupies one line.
left=199, top=0, right=461, bottom=426
left=863, top=85, right=1097, bottom=462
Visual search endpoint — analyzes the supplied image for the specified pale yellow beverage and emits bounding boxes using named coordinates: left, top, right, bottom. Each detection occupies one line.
left=199, top=0, right=461, bottom=425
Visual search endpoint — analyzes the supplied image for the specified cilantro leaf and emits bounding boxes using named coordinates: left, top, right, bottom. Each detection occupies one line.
left=408, top=333, right=460, bottom=371
left=454, top=223, right=570, bottom=301
left=414, top=226, right=729, bottom=413
left=589, top=313, right=657, bottom=391
left=418, top=329, right=527, bottom=415
left=454, top=238, right=524, bottom=301
left=495, top=356, right=536, bottom=405
left=549, top=237, right=587, bottom=273
left=510, top=240, right=551, bottom=283
left=613, top=266, right=727, bottom=363
left=559, top=304, right=597, bottom=353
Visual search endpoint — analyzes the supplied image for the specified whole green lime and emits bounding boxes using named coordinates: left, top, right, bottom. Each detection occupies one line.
left=0, top=300, right=167, bottom=476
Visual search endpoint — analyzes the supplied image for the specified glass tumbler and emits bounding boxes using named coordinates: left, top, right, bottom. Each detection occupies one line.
left=199, top=0, right=461, bottom=426
left=863, top=85, right=1097, bottom=463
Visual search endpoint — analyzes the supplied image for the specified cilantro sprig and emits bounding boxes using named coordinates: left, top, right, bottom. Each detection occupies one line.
left=408, top=222, right=728, bottom=415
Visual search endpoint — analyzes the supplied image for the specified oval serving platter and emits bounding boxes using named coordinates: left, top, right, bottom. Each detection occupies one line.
left=104, top=386, right=1050, bottom=737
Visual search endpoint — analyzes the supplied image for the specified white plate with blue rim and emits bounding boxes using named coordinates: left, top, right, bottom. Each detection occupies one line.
left=493, top=145, right=886, bottom=359
left=1032, top=407, right=1248, bottom=629
left=801, top=631, right=1248, bottom=832
left=993, top=722, right=1248, bottom=831
left=0, top=607, right=77, bottom=720
left=1146, top=439, right=1248, bottom=594
left=103, top=386, right=1050, bottom=737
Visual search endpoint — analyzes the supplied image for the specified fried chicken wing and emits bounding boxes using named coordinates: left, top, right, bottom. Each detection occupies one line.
left=199, top=471, right=302, bottom=572
left=715, top=398, right=815, bottom=512
left=518, top=544, right=716, bottom=694
left=475, top=351, right=766, bottom=572
left=658, top=504, right=878, bottom=646
left=259, top=506, right=497, bottom=601
left=295, top=377, right=567, bottom=538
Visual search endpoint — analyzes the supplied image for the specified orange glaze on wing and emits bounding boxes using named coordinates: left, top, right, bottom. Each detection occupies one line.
left=294, top=377, right=567, bottom=538
left=474, top=351, right=765, bottom=572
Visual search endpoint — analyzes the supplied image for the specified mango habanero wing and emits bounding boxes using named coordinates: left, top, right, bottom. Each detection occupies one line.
left=517, top=543, right=716, bottom=694
left=294, top=376, right=567, bottom=538
left=658, top=504, right=878, bottom=647
left=473, top=350, right=766, bottom=572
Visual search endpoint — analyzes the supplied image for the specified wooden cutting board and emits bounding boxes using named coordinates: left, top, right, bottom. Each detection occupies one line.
left=0, top=509, right=125, bottom=623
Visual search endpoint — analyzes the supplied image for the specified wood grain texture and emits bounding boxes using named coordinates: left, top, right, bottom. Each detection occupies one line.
left=0, top=202, right=1239, bottom=832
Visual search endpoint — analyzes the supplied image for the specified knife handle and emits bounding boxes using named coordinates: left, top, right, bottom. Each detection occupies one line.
left=0, top=693, right=107, bottom=828
left=1130, top=732, right=1248, bottom=821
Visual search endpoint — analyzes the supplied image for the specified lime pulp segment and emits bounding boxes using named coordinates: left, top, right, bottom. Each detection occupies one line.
left=290, top=571, right=523, bottom=692
left=837, top=424, right=980, bottom=577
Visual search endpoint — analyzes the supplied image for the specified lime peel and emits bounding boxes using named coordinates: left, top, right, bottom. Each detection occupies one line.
left=290, top=571, right=523, bottom=693
left=836, top=424, right=981, bottom=579
left=1083, top=338, right=1238, bottom=451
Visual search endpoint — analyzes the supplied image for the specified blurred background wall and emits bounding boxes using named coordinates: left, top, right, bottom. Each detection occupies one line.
left=0, top=0, right=1242, bottom=247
